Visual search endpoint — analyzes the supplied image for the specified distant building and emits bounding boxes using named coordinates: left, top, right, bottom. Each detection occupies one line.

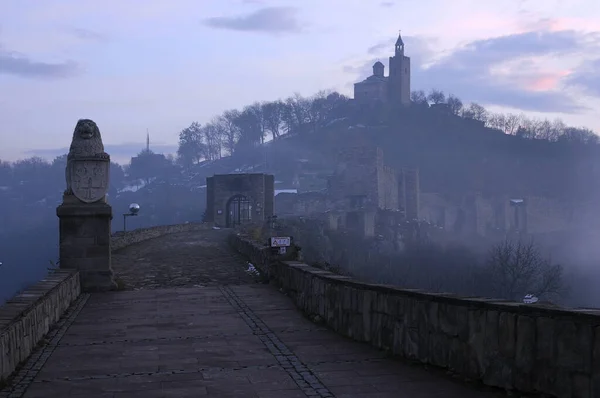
left=205, top=173, right=274, bottom=228
left=353, top=32, right=411, bottom=106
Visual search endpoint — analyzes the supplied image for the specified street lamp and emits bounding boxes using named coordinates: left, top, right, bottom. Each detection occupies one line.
left=123, top=203, right=140, bottom=232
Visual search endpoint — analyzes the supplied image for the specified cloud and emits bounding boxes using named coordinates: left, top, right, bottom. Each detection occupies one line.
left=565, top=58, right=600, bottom=97
left=0, top=50, right=79, bottom=79
left=380, top=1, right=395, bottom=7
left=67, top=27, right=108, bottom=42
left=350, top=28, right=600, bottom=114
left=202, top=6, right=302, bottom=34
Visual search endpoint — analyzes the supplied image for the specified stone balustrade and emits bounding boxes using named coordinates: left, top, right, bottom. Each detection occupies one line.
left=111, top=222, right=209, bottom=251
left=0, top=270, right=80, bottom=383
left=229, top=232, right=600, bottom=398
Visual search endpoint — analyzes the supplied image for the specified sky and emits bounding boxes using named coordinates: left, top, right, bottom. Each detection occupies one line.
left=1, top=0, right=599, bottom=164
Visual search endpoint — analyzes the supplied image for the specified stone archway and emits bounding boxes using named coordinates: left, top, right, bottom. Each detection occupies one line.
left=226, top=195, right=252, bottom=227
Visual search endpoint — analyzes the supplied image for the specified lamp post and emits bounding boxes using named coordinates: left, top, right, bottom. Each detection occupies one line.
left=123, top=203, right=140, bottom=232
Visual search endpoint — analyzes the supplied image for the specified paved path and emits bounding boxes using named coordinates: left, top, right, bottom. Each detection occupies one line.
left=6, top=230, right=506, bottom=397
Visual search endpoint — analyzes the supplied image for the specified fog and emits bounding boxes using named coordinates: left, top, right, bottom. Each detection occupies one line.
left=2, top=90, right=600, bottom=309
left=3, top=11, right=600, bottom=309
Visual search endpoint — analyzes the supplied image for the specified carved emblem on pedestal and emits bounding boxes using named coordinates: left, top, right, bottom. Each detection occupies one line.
left=69, top=158, right=110, bottom=203
left=65, top=119, right=110, bottom=203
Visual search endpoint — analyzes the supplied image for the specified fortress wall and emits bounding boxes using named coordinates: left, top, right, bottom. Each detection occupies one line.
left=525, top=196, right=572, bottom=234
left=110, top=222, right=209, bottom=251
left=0, top=270, right=80, bottom=383
left=230, top=232, right=600, bottom=398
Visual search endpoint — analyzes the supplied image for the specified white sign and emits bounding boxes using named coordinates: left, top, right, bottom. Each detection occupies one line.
left=279, top=247, right=287, bottom=255
left=523, top=294, right=539, bottom=304
left=271, top=237, right=291, bottom=247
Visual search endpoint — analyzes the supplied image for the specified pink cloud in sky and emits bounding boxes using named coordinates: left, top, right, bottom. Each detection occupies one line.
left=525, top=70, right=571, bottom=91
left=521, top=17, right=600, bottom=33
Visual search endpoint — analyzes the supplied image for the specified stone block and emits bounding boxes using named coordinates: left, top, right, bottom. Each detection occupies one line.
left=556, top=319, right=592, bottom=374
left=58, top=202, right=114, bottom=292
left=534, top=317, right=557, bottom=394
left=466, top=309, right=486, bottom=379
left=429, top=332, right=450, bottom=368
left=498, top=312, right=516, bottom=357
left=0, top=271, right=79, bottom=381
left=515, top=315, right=535, bottom=391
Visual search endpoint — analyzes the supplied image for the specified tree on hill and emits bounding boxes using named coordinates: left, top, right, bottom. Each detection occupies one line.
left=446, top=94, right=463, bottom=115
left=218, top=109, right=241, bottom=156
left=177, top=122, right=205, bottom=166
left=0, top=160, right=10, bottom=185
left=262, top=100, right=284, bottom=139
left=485, top=239, right=565, bottom=301
left=173, top=86, right=599, bottom=183
left=427, top=89, right=445, bottom=105
left=410, top=90, right=428, bottom=106
left=234, top=103, right=265, bottom=147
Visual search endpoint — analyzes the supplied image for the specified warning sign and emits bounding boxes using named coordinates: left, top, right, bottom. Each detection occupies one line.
left=270, top=237, right=291, bottom=247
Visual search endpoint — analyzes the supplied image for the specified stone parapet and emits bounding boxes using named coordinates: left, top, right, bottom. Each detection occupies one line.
left=229, top=233, right=600, bottom=398
left=57, top=202, right=115, bottom=292
left=111, top=222, right=210, bottom=251
left=0, top=270, right=80, bottom=382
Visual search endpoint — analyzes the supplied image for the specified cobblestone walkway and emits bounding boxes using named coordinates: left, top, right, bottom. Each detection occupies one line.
left=6, top=230, right=506, bottom=397
left=111, top=229, right=254, bottom=290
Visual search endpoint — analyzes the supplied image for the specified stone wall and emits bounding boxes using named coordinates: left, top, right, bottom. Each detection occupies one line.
left=380, top=165, right=399, bottom=210
left=229, top=233, right=600, bottom=398
left=111, top=222, right=208, bottom=251
left=328, top=145, right=383, bottom=208
left=0, top=270, right=80, bottom=382
left=205, top=173, right=274, bottom=227
left=525, top=196, right=572, bottom=234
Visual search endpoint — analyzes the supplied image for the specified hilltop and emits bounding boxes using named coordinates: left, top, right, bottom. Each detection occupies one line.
left=173, top=102, right=600, bottom=209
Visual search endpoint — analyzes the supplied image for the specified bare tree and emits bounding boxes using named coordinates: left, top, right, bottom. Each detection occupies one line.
left=177, top=122, right=205, bottom=166
left=486, top=112, right=506, bottom=131
left=233, top=107, right=260, bottom=149
left=504, top=113, right=523, bottom=135
left=202, top=122, right=222, bottom=160
left=462, top=102, right=488, bottom=123
left=282, top=93, right=309, bottom=134
left=410, top=90, right=428, bottom=105
left=446, top=94, right=463, bottom=115
left=323, top=91, right=350, bottom=119
left=306, top=91, right=331, bottom=132
left=559, top=127, right=599, bottom=144
left=427, top=89, right=446, bottom=105
left=217, top=109, right=241, bottom=155
left=261, top=100, right=284, bottom=139
left=485, top=239, right=565, bottom=301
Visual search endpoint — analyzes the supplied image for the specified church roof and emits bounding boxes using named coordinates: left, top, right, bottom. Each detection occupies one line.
left=356, top=74, right=388, bottom=85
left=396, top=32, right=404, bottom=46
left=373, top=61, right=384, bottom=67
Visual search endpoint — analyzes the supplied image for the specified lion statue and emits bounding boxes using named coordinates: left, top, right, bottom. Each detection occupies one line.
left=64, top=119, right=110, bottom=195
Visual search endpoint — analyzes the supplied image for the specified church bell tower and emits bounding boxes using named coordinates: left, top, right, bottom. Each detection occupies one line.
left=388, top=31, right=411, bottom=105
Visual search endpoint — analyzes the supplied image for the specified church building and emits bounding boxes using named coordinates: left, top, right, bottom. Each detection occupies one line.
left=353, top=32, right=411, bottom=106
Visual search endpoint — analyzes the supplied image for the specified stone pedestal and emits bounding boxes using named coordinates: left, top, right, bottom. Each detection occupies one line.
left=56, top=197, right=117, bottom=292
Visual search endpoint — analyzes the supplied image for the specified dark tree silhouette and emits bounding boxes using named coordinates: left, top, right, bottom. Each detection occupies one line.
left=177, top=122, right=205, bottom=166
left=485, top=239, right=565, bottom=301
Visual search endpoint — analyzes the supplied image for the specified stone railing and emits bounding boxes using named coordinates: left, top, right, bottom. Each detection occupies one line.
left=229, top=233, right=600, bottom=398
left=111, top=222, right=209, bottom=251
left=0, top=270, right=80, bottom=383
